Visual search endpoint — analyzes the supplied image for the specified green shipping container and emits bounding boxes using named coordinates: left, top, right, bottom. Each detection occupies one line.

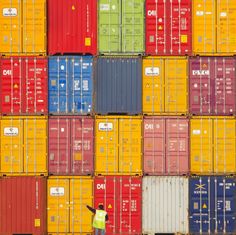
left=98, top=0, right=144, bottom=54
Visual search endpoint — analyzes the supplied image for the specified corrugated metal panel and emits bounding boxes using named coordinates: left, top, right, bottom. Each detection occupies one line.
left=94, top=176, right=142, bottom=235
left=144, top=117, right=189, bottom=175
left=189, top=57, right=236, bottom=115
left=47, top=177, right=93, bottom=233
left=189, top=176, right=236, bottom=234
left=95, top=116, right=142, bottom=175
left=48, top=56, right=93, bottom=115
left=0, top=116, right=47, bottom=175
left=143, top=57, right=188, bottom=114
left=0, top=0, right=46, bottom=55
left=0, top=176, right=47, bottom=235
left=142, top=176, right=189, bottom=234
left=95, top=57, right=142, bottom=115
left=0, top=57, right=48, bottom=115
left=145, top=0, right=192, bottom=55
left=48, top=116, right=94, bottom=175
left=48, top=0, right=97, bottom=55
left=98, top=0, right=144, bottom=54
left=190, top=117, right=236, bottom=174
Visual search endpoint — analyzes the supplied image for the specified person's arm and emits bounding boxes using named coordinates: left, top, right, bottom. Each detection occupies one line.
left=105, top=213, right=108, bottom=221
left=86, top=205, right=96, bottom=214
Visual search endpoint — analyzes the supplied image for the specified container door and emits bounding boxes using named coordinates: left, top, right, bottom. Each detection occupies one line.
left=70, top=178, right=93, bottom=233
left=47, top=179, right=70, bottom=233
left=98, top=0, right=121, bottom=53
left=122, top=0, right=144, bottom=53
left=143, top=58, right=164, bottom=114
left=0, top=0, right=21, bottom=54
left=214, top=119, right=236, bottom=173
left=0, top=119, right=23, bottom=173
left=119, top=118, right=142, bottom=174
left=165, top=58, right=188, bottom=114
left=95, top=118, right=119, bottom=174
left=48, top=118, right=71, bottom=174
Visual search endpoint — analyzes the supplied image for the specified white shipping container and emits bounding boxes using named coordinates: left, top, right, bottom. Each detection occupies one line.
left=142, top=176, right=189, bottom=234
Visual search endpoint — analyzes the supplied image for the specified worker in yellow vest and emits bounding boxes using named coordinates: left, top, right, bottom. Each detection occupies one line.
left=86, top=204, right=108, bottom=235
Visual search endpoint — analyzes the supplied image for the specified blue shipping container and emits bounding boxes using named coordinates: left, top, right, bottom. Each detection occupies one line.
left=189, top=176, right=236, bottom=234
left=48, top=56, right=93, bottom=114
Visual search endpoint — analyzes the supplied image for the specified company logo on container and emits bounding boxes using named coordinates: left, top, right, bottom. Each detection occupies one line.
left=2, top=70, right=12, bottom=76
left=194, top=184, right=207, bottom=194
left=192, top=70, right=210, bottom=76
left=97, top=184, right=105, bottom=190
left=99, top=123, right=113, bottom=131
left=147, top=10, right=156, bottom=16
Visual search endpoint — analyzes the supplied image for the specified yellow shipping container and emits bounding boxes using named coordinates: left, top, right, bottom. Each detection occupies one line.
left=0, top=116, right=47, bottom=175
left=193, top=0, right=236, bottom=54
left=47, top=177, right=93, bottom=234
left=95, top=116, right=142, bottom=175
left=0, top=0, right=46, bottom=55
left=190, top=117, right=236, bottom=174
left=143, top=57, right=188, bottom=115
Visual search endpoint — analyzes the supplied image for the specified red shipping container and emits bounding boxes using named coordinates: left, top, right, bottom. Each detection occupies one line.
left=144, top=117, right=189, bottom=175
left=0, top=57, right=48, bottom=115
left=48, top=0, right=97, bottom=55
left=145, top=0, right=192, bottom=55
left=48, top=116, right=94, bottom=175
left=94, top=176, right=142, bottom=235
left=189, top=57, right=236, bottom=115
left=0, top=176, right=47, bottom=235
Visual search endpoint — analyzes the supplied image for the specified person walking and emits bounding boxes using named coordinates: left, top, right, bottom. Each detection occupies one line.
left=86, top=204, right=108, bottom=235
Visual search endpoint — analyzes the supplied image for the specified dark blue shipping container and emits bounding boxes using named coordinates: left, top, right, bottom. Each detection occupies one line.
left=94, top=57, right=142, bottom=114
left=48, top=56, right=93, bottom=114
left=189, top=176, right=236, bottom=234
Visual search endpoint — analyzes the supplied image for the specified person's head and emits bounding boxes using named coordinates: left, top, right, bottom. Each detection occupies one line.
left=98, top=204, right=104, bottom=210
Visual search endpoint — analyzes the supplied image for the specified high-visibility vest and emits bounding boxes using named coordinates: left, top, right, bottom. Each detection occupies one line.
left=93, top=209, right=107, bottom=229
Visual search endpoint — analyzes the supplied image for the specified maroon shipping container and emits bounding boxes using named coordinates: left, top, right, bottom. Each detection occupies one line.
left=144, top=117, right=189, bottom=175
left=145, top=0, right=192, bottom=55
left=0, top=177, right=47, bottom=235
left=189, top=57, right=236, bottom=115
left=94, top=176, right=142, bottom=235
left=48, top=0, right=97, bottom=55
left=0, top=57, right=48, bottom=115
left=48, top=116, right=94, bottom=175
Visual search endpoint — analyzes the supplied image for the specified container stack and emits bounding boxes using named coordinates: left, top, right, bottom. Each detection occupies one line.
left=0, top=0, right=236, bottom=235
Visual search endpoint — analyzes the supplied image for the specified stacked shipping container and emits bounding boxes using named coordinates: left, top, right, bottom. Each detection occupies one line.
left=0, top=0, right=236, bottom=234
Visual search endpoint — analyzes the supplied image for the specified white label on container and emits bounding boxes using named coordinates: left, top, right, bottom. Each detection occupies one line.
left=100, top=4, right=110, bottom=11
left=4, top=127, right=18, bottom=136
left=193, top=129, right=201, bottom=135
left=50, top=187, right=64, bottom=196
left=83, top=80, right=89, bottom=91
left=74, top=80, right=80, bottom=90
left=99, top=123, right=113, bottom=131
left=192, top=70, right=210, bottom=76
left=220, top=12, right=227, bottom=17
left=3, top=8, right=17, bottom=16
left=145, top=67, right=160, bottom=76
left=60, top=65, right=65, bottom=70
left=196, top=11, right=204, bottom=16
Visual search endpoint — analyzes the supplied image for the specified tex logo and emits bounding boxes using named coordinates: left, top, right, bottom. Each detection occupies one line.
left=194, top=183, right=207, bottom=194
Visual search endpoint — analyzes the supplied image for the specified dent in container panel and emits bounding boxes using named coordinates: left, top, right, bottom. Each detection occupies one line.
left=0, top=57, right=48, bottom=115
left=48, top=0, right=97, bottom=55
left=94, top=176, right=142, bottom=235
left=189, top=57, right=236, bottom=115
left=48, top=116, right=94, bottom=175
left=145, top=0, right=192, bottom=55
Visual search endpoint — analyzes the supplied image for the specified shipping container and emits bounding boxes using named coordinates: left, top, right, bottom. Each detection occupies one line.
left=47, top=176, right=93, bottom=234
left=143, top=57, right=188, bottom=115
left=189, top=57, right=236, bottom=115
left=189, top=176, right=236, bottom=234
left=0, top=116, right=47, bottom=175
left=95, top=57, right=142, bottom=114
left=48, top=0, right=97, bottom=55
left=0, top=0, right=46, bottom=55
left=95, top=116, right=142, bottom=175
left=0, top=176, right=47, bottom=235
left=142, top=176, right=189, bottom=234
left=145, top=0, right=192, bottom=55
left=48, top=116, right=94, bottom=175
left=144, top=117, right=189, bottom=175
left=193, top=0, right=236, bottom=54
left=0, top=57, right=48, bottom=115
left=48, top=56, right=93, bottom=115
left=190, top=117, right=236, bottom=174
left=94, top=176, right=142, bottom=235
left=98, top=0, right=144, bottom=54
